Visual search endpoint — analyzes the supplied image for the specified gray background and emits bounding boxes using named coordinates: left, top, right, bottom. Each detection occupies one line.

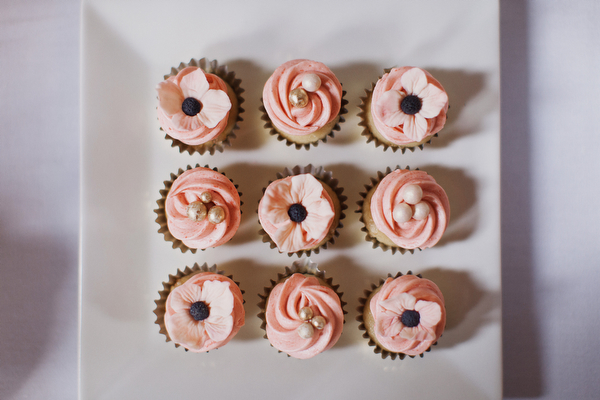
left=1, top=0, right=598, bottom=399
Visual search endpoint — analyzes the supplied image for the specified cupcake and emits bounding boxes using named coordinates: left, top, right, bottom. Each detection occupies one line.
left=257, top=259, right=346, bottom=359
left=261, top=59, right=347, bottom=149
left=357, top=271, right=446, bottom=360
left=359, top=66, right=449, bottom=152
left=258, top=165, right=347, bottom=257
left=154, top=263, right=245, bottom=352
left=155, top=165, right=242, bottom=253
left=156, top=58, right=244, bottom=155
left=358, top=166, right=450, bottom=254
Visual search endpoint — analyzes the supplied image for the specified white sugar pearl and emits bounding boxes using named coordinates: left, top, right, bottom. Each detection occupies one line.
left=297, top=322, right=314, bottom=339
left=412, top=202, right=430, bottom=220
left=393, top=203, right=413, bottom=224
left=186, top=201, right=207, bottom=222
left=403, top=184, right=423, bottom=205
left=302, top=73, right=321, bottom=92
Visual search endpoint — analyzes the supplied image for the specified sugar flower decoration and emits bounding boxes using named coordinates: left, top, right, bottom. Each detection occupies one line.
left=157, top=68, right=231, bottom=131
left=260, top=174, right=335, bottom=253
left=165, top=279, right=234, bottom=351
left=375, top=292, right=442, bottom=341
left=377, top=67, right=448, bottom=142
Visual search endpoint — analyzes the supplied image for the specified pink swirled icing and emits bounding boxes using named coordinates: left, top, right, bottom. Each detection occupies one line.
left=258, top=174, right=335, bottom=253
left=166, top=167, right=241, bottom=249
left=266, top=273, right=344, bottom=359
left=371, top=169, right=450, bottom=249
left=370, top=274, right=445, bottom=356
left=164, top=273, right=245, bottom=352
left=157, top=67, right=231, bottom=145
left=263, top=59, right=343, bottom=136
left=371, top=67, right=448, bottom=144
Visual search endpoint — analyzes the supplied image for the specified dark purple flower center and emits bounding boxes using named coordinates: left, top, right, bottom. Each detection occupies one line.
left=189, top=301, right=210, bottom=321
left=400, top=309, right=420, bottom=327
left=182, top=97, right=202, bottom=116
left=400, top=95, right=422, bottom=115
left=288, top=203, right=307, bottom=223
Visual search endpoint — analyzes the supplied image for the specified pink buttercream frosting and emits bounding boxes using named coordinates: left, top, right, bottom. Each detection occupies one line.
left=371, top=67, right=448, bottom=144
left=164, top=272, right=245, bottom=352
left=371, top=169, right=449, bottom=249
left=157, top=67, right=232, bottom=145
left=258, top=174, right=335, bottom=253
left=266, top=273, right=344, bottom=359
left=263, top=59, right=343, bottom=136
left=370, top=274, right=445, bottom=356
left=166, top=167, right=241, bottom=249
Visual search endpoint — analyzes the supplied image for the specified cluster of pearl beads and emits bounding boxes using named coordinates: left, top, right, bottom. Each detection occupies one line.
left=296, top=306, right=326, bottom=339
left=392, top=184, right=431, bottom=224
left=186, top=191, right=226, bottom=224
left=288, top=73, right=322, bottom=108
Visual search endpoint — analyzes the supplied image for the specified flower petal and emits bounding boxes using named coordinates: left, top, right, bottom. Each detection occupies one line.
left=378, top=293, right=417, bottom=315
left=271, top=221, right=304, bottom=253
left=378, top=90, right=408, bottom=128
left=290, top=174, right=322, bottom=205
left=180, top=68, right=209, bottom=100
left=419, top=84, right=448, bottom=118
left=165, top=310, right=208, bottom=349
left=172, top=112, right=202, bottom=131
left=168, top=283, right=203, bottom=313
left=402, top=114, right=428, bottom=142
left=204, top=314, right=234, bottom=342
left=157, top=81, right=184, bottom=116
left=400, top=68, right=428, bottom=95
left=376, top=314, right=403, bottom=338
left=415, top=300, right=442, bottom=328
left=197, top=89, right=232, bottom=129
left=201, top=280, right=234, bottom=318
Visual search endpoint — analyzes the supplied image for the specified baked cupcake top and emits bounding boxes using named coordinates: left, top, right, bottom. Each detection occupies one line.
left=263, top=59, right=343, bottom=136
left=157, top=67, right=232, bottom=145
left=371, top=67, right=448, bottom=144
left=265, top=273, right=344, bottom=359
left=370, top=274, right=445, bottom=356
left=370, top=169, right=449, bottom=249
left=166, top=166, right=241, bottom=249
left=258, top=174, right=335, bottom=253
left=164, top=272, right=245, bottom=352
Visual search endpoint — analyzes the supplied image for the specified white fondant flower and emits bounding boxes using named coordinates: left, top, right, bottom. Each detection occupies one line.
left=157, top=68, right=231, bottom=131
left=377, top=67, right=448, bottom=142
left=165, top=279, right=234, bottom=351
left=375, top=292, right=442, bottom=341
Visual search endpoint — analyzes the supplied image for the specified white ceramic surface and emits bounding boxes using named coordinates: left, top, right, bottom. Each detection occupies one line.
left=80, top=0, right=501, bottom=398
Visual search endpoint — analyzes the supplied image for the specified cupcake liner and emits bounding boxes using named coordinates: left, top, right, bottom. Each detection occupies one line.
left=160, top=57, right=245, bottom=155
left=356, top=165, right=420, bottom=255
left=154, top=164, right=243, bottom=253
left=153, top=262, right=244, bottom=351
left=257, top=258, right=347, bottom=356
left=357, top=68, right=438, bottom=153
left=258, top=164, right=348, bottom=257
left=356, top=271, right=437, bottom=360
left=259, top=91, right=348, bottom=150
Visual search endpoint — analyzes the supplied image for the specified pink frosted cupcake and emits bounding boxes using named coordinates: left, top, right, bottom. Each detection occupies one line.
left=156, top=58, right=244, bottom=155
left=154, top=263, right=245, bottom=352
left=258, top=165, right=346, bottom=257
left=261, top=59, right=347, bottom=149
left=357, top=271, right=446, bottom=360
left=358, top=166, right=450, bottom=254
left=155, top=165, right=242, bottom=253
left=359, top=66, right=449, bottom=152
left=258, top=259, right=346, bottom=359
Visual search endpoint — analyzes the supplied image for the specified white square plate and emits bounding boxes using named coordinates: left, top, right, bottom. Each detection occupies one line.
left=80, top=0, right=501, bottom=398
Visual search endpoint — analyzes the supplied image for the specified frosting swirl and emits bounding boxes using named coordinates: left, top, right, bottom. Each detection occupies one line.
left=263, top=59, right=343, bottom=136
left=166, top=167, right=241, bottom=249
left=370, top=274, right=445, bottom=356
left=266, top=273, right=344, bottom=359
left=164, top=272, right=245, bottom=352
left=370, top=169, right=449, bottom=249
left=157, top=67, right=232, bottom=145
left=371, top=67, right=448, bottom=144
left=258, top=174, right=335, bottom=253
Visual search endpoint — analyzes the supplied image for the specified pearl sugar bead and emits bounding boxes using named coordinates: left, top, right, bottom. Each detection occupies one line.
left=311, top=316, right=326, bottom=330
left=412, top=201, right=430, bottom=221
left=402, top=184, right=423, bottom=205
left=299, top=307, right=313, bottom=321
left=297, top=322, right=314, bottom=339
left=289, top=88, right=309, bottom=108
left=302, top=73, right=321, bottom=92
left=200, top=191, right=212, bottom=204
left=393, top=203, right=413, bottom=224
left=186, top=201, right=207, bottom=222
left=208, top=206, right=225, bottom=224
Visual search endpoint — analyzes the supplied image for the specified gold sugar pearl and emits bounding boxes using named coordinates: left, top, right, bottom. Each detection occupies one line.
left=186, top=201, right=207, bottom=222
left=207, top=206, right=225, bottom=224
left=297, top=322, right=314, bottom=339
left=200, top=191, right=212, bottom=204
left=298, top=307, right=313, bottom=321
left=311, top=316, right=326, bottom=330
left=289, top=88, right=309, bottom=108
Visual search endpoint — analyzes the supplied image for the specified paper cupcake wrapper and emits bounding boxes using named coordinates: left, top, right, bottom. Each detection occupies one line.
left=153, top=262, right=244, bottom=352
left=160, top=57, right=245, bottom=155
left=154, top=164, right=243, bottom=253
left=259, top=91, right=348, bottom=150
left=257, top=258, right=348, bottom=356
left=356, top=165, right=421, bottom=255
left=356, top=271, right=437, bottom=360
left=258, top=164, right=347, bottom=257
left=357, top=68, right=438, bottom=153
